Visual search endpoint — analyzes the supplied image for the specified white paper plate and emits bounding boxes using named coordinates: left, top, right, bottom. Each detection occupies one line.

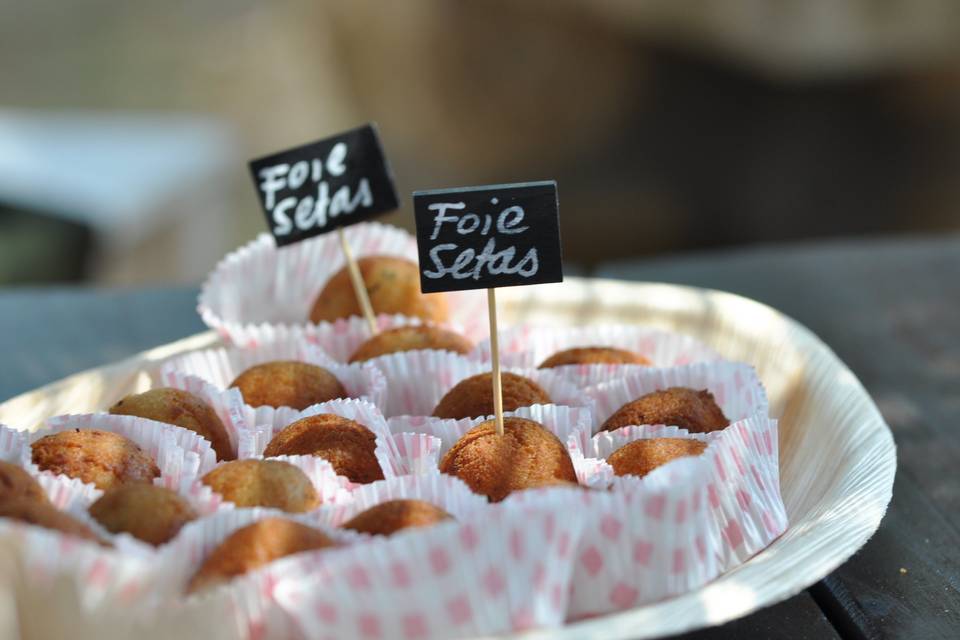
left=0, top=277, right=895, bottom=640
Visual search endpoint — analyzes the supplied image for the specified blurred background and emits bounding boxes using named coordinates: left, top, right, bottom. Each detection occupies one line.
left=2, top=0, right=959, bottom=284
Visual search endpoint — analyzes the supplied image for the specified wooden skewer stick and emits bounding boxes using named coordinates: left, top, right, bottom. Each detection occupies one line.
left=487, top=287, right=505, bottom=436
left=338, top=226, right=378, bottom=335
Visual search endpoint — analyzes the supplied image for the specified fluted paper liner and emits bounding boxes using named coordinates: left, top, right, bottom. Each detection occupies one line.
left=585, top=361, right=769, bottom=432
left=235, top=397, right=403, bottom=481
left=197, top=222, right=489, bottom=347
left=159, top=334, right=388, bottom=419
left=298, top=314, right=475, bottom=363
left=478, top=323, right=722, bottom=371
left=311, top=474, right=488, bottom=529
left=160, top=507, right=365, bottom=639
left=277, top=504, right=585, bottom=639
left=366, top=350, right=593, bottom=418
left=187, top=453, right=355, bottom=510
left=143, top=372, right=247, bottom=458
left=39, top=413, right=219, bottom=490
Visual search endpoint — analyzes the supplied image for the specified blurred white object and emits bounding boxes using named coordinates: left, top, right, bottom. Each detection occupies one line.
left=0, top=110, right=238, bottom=283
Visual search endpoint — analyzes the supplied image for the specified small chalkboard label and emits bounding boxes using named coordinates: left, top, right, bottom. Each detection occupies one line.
left=413, top=180, right=562, bottom=293
left=249, top=124, right=398, bottom=246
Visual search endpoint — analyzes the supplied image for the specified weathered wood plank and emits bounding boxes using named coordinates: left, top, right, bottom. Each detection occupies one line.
left=681, top=592, right=840, bottom=640
left=600, top=235, right=960, bottom=639
left=0, top=287, right=204, bottom=402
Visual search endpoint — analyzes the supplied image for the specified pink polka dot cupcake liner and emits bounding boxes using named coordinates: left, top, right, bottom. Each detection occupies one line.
left=585, top=360, right=769, bottom=433
left=141, top=372, right=246, bottom=459
left=274, top=503, right=585, bottom=639
left=197, top=222, right=489, bottom=348
left=39, top=413, right=219, bottom=490
left=1, top=517, right=168, bottom=617
left=236, top=397, right=403, bottom=481
left=475, top=324, right=725, bottom=387
left=602, top=417, right=787, bottom=573
left=298, top=313, right=475, bottom=364
left=503, top=414, right=786, bottom=618
left=186, top=453, right=354, bottom=510
left=364, top=349, right=594, bottom=418
left=159, top=333, right=388, bottom=421
left=311, top=473, right=488, bottom=530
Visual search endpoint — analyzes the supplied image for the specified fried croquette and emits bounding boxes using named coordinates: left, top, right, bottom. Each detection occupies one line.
left=89, top=483, right=197, bottom=546
left=263, top=414, right=384, bottom=484
left=432, top=372, right=552, bottom=420
left=230, top=361, right=346, bottom=410
left=201, top=459, right=318, bottom=513
left=31, top=430, right=160, bottom=491
left=0, top=461, right=48, bottom=504
left=538, top=346, right=650, bottom=368
left=309, top=255, right=449, bottom=324
left=600, top=387, right=729, bottom=433
left=607, top=438, right=708, bottom=478
left=348, top=325, right=473, bottom=363
left=438, top=417, right=577, bottom=502
left=0, top=497, right=103, bottom=544
left=187, top=518, right=337, bottom=593
left=109, top=387, right=234, bottom=461
left=341, top=499, right=452, bottom=536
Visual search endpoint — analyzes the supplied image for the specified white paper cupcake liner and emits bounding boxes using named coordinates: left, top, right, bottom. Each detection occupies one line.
left=391, top=432, right=444, bottom=476
left=0, top=518, right=166, bottom=614
left=2, top=423, right=222, bottom=535
left=605, top=418, right=787, bottom=571
left=197, top=222, right=489, bottom=347
left=388, top=404, right=593, bottom=458
left=276, top=503, right=585, bottom=639
left=367, top=350, right=594, bottom=418
left=585, top=361, right=769, bottom=433
left=297, top=314, right=475, bottom=364
left=236, top=397, right=403, bottom=481
left=161, top=507, right=367, bottom=639
left=502, top=414, right=786, bottom=618
left=39, top=413, right=219, bottom=490
left=477, top=324, right=724, bottom=376
left=188, top=453, right=355, bottom=511
left=160, top=334, right=388, bottom=421
left=389, top=405, right=604, bottom=493
left=311, top=474, right=488, bottom=530
left=136, top=373, right=247, bottom=458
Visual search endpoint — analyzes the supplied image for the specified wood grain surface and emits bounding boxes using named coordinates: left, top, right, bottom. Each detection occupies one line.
left=602, top=234, right=960, bottom=639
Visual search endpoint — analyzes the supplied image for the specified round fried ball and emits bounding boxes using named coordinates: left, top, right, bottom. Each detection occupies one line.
left=230, top=361, right=346, bottom=410
left=109, top=387, right=233, bottom=461
left=187, top=518, right=337, bottom=594
left=309, top=255, right=449, bottom=324
left=438, top=417, right=577, bottom=502
left=0, top=497, right=103, bottom=544
left=341, top=499, right=452, bottom=536
left=348, top=325, right=473, bottom=363
left=0, top=461, right=48, bottom=504
left=263, top=414, right=384, bottom=484
left=607, top=438, right=708, bottom=478
left=31, top=430, right=160, bottom=491
left=89, top=484, right=197, bottom=546
left=538, top=346, right=651, bottom=368
left=600, top=387, right=729, bottom=433
left=432, top=372, right=552, bottom=420
left=201, top=459, right=318, bottom=513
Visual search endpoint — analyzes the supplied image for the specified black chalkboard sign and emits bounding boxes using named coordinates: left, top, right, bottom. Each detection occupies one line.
left=413, top=180, right=562, bottom=293
left=249, top=124, right=398, bottom=246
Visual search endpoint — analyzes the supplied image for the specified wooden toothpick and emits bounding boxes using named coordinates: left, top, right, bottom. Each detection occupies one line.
left=487, top=287, right=504, bottom=436
left=338, top=226, right=378, bottom=335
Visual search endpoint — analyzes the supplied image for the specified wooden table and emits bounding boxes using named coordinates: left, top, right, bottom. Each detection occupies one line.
left=2, top=235, right=958, bottom=639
